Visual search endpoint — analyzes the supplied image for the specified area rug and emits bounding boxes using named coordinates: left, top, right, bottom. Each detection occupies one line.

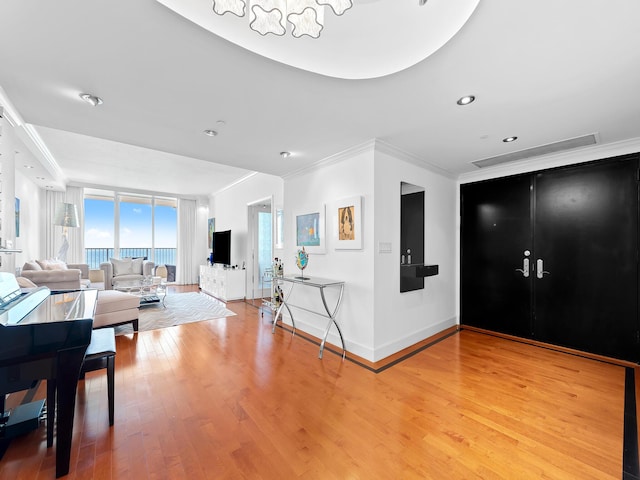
left=114, top=292, right=236, bottom=335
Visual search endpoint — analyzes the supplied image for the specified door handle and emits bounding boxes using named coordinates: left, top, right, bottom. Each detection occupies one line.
left=536, top=259, right=550, bottom=279
left=515, top=258, right=530, bottom=278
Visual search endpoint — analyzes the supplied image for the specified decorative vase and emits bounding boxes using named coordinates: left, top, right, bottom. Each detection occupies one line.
left=295, top=247, right=309, bottom=280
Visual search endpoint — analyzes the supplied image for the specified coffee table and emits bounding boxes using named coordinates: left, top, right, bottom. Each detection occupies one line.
left=113, top=276, right=166, bottom=307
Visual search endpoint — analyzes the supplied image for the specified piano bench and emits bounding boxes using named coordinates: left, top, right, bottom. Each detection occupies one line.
left=80, top=328, right=116, bottom=426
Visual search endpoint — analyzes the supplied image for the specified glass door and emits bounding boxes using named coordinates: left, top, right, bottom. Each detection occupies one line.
left=246, top=199, right=272, bottom=307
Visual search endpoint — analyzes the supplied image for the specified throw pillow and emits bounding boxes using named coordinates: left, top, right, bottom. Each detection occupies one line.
left=22, top=261, right=42, bottom=271
left=46, top=261, right=68, bottom=271
left=110, top=257, right=132, bottom=276
left=35, top=259, right=49, bottom=270
left=131, top=257, right=144, bottom=275
left=36, top=259, right=68, bottom=270
left=16, top=277, right=37, bottom=288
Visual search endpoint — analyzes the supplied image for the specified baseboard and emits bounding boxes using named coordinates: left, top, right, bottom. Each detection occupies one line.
left=274, top=322, right=460, bottom=373
left=372, top=316, right=459, bottom=361
left=461, top=325, right=639, bottom=368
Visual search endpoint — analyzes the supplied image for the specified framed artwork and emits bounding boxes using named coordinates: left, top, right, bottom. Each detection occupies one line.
left=294, top=205, right=325, bottom=254
left=332, top=196, right=362, bottom=250
left=207, top=217, right=215, bottom=249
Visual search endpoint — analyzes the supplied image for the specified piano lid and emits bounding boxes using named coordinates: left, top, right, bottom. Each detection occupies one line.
left=0, top=273, right=98, bottom=327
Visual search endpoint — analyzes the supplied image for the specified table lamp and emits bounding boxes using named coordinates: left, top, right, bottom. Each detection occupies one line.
left=53, top=203, right=79, bottom=263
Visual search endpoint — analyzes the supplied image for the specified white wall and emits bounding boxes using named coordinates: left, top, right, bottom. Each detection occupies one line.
left=0, top=116, right=16, bottom=272
left=372, top=146, right=458, bottom=361
left=0, top=116, right=39, bottom=274
left=15, top=169, right=43, bottom=266
left=283, top=144, right=376, bottom=359
left=210, top=173, right=284, bottom=269
left=195, top=199, right=210, bottom=270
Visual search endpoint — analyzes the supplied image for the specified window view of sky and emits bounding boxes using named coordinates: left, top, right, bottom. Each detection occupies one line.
left=84, top=198, right=177, bottom=248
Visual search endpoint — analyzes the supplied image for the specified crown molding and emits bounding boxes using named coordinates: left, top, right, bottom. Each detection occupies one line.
left=211, top=172, right=259, bottom=196
left=0, top=87, right=66, bottom=184
left=282, top=140, right=376, bottom=181
left=373, top=139, right=456, bottom=179
left=283, top=138, right=458, bottom=181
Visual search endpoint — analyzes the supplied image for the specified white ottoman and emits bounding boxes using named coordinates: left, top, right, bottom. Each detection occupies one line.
left=94, top=290, right=140, bottom=331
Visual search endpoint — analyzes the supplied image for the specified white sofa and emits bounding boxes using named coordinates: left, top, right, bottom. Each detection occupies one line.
left=21, top=259, right=90, bottom=290
left=100, top=257, right=155, bottom=290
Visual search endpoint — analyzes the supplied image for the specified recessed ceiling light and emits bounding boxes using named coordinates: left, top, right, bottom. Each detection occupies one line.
left=216, top=120, right=226, bottom=126
left=24, top=164, right=34, bottom=169
left=36, top=176, right=45, bottom=180
left=503, top=136, right=518, bottom=143
left=280, top=151, right=291, bottom=158
left=203, top=129, right=218, bottom=136
left=456, top=95, right=475, bottom=106
left=79, top=93, right=103, bottom=106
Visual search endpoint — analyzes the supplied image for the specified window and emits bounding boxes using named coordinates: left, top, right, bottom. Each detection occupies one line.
left=84, top=189, right=177, bottom=268
left=154, top=197, right=177, bottom=266
left=119, top=194, right=152, bottom=259
left=84, top=191, right=115, bottom=267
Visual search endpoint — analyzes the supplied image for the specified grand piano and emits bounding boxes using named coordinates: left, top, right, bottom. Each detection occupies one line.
left=0, top=272, right=97, bottom=478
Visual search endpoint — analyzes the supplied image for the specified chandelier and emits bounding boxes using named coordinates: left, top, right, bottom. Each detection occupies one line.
left=212, top=0, right=353, bottom=38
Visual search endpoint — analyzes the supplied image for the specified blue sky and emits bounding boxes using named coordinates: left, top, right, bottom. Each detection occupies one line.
left=84, top=198, right=177, bottom=248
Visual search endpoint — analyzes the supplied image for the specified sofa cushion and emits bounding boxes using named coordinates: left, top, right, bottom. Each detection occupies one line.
left=111, top=274, right=144, bottom=285
left=16, top=276, right=37, bottom=288
left=131, top=257, right=144, bottom=274
left=22, top=261, right=42, bottom=271
left=96, top=290, right=140, bottom=315
left=21, top=269, right=82, bottom=290
left=36, top=259, right=68, bottom=271
left=110, top=257, right=132, bottom=276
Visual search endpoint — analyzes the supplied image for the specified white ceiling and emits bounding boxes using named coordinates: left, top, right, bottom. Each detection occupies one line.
left=156, top=0, right=480, bottom=79
left=1, top=0, right=639, bottom=198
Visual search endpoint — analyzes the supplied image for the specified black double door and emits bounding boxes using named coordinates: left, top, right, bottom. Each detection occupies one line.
left=461, top=154, right=639, bottom=362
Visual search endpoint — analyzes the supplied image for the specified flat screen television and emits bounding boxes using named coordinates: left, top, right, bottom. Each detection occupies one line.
left=212, top=230, right=231, bottom=266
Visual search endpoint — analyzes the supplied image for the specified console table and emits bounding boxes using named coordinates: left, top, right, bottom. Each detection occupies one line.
left=272, top=275, right=346, bottom=359
left=199, top=265, right=245, bottom=302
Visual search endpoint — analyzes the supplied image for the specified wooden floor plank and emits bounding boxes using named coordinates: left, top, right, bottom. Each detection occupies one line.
left=0, top=291, right=630, bottom=479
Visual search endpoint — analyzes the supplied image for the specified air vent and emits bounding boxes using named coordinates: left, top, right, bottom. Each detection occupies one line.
left=472, top=134, right=598, bottom=169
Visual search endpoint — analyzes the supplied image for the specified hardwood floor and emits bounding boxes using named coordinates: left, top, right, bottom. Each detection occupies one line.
left=0, top=288, right=632, bottom=479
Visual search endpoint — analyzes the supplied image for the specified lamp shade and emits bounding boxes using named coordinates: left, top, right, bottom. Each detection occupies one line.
left=53, top=203, right=79, bottom=228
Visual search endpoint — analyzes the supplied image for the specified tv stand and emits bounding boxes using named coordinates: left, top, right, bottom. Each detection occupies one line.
left=199, top=265, right=245, bottom=302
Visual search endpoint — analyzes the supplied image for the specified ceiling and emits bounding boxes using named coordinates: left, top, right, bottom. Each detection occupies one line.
left=1, top=0, right=639, bottom=198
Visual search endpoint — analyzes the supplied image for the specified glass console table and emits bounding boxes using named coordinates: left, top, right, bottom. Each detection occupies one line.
left=272, top=275, right=345, bottom=359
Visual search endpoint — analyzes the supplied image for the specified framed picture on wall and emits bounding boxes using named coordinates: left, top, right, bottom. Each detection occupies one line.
left=207, top=217, right=215, bottom=249
left=294, top=205, right=325, bottom=254
left=332, top=196, right=363, bottom=250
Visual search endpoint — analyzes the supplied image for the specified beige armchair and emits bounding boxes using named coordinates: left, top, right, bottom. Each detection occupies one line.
left=100, top=257, right=155, bottom=290
left=21, top=260, right=90, bottom=290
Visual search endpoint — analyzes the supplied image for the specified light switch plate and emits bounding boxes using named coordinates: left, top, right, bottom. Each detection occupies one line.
left=378, top=242, right=392, bottom=253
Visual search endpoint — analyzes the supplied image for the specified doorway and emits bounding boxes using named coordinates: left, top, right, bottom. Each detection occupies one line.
left=246, top=198, right=272, bottom=308
left=460, top=154, right=639, bottom=362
